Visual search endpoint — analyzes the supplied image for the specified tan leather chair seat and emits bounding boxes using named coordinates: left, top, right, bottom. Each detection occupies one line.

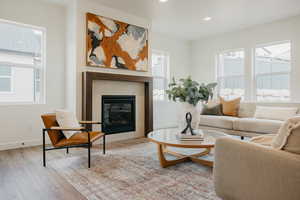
left=55, top=131, right=104, bottom=147
left=41, top=113, right=105, bottom=168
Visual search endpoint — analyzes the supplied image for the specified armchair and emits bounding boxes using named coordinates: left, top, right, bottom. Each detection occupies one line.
left=41, top=113, right=105, bottom=168
left=213, top=137, right=300, bottom=200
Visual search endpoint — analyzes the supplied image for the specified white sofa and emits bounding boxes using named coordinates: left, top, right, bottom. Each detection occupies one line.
left=199, top=102, right=300, bottom=137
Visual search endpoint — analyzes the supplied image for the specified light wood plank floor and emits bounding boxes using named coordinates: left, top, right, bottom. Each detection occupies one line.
left=0, top=145, right=100, bottom=200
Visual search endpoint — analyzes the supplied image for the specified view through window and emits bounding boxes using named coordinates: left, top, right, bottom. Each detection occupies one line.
left=152, top=51, right=169, bottom=101
left=0, top=66, right=12, bottom=92
left=0, top=19, right=45, bottom=104
left=255, top=42, right=291, bottom=102
left=217, top=50, right=245, bottom=100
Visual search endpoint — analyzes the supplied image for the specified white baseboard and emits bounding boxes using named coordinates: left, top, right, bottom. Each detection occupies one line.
left=0, top=133, right=146, bottom=151
left=0, top=139, right=50, bottom=151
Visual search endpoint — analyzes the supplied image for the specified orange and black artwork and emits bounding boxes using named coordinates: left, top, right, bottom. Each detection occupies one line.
left=86, top=13, right=148, bottom=71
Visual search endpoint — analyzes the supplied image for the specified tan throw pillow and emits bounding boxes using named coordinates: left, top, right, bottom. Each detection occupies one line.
left=219, top=97, right=241, bottom=117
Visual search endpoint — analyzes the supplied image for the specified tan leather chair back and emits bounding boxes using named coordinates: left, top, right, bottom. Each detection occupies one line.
left=41, top=113, right=65, bottom=145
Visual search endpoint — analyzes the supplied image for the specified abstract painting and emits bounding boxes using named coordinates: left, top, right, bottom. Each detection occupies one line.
left=86, top=13, right=148, bottom=71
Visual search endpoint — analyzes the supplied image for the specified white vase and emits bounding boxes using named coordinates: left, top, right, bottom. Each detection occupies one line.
left=178, top=102, right=202, bottom=134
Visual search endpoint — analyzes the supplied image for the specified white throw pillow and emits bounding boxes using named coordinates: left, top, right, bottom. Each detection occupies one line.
left=254, top=106, right=298, bottom=121
left=55, top=109, right=81, bottom=139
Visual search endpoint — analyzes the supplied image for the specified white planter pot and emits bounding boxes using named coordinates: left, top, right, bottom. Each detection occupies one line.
left=178, top=102, right=202, bottom=134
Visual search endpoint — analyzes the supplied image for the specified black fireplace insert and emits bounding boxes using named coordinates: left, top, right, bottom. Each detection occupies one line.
left=101, top=95, right=136, bottom=134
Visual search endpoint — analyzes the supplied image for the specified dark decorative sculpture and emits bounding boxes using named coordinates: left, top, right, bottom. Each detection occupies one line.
left=181, top=112, right=195, bottom=135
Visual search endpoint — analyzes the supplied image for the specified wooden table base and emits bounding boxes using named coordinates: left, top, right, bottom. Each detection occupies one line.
left=157, top=144, right=213, bottom=168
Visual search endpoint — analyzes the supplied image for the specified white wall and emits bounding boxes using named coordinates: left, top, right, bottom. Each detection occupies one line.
left=0, top=0, right=192, bottom=149
left=190, top=15, right=300, bottom=101
left=0, top=0, right=66, bottom=150
left=69, top=0, right=152, bottom=118
left=61, top=0, right=152, bottom=143
left=152, top=32, right=191, bottom=79
left=151, top=32, right=192, bottom=129
left=65, top=0, right=77, bottom=112
left=72, top=0, right=193, bottom=132
left=67, top=0, right=193, bottom=131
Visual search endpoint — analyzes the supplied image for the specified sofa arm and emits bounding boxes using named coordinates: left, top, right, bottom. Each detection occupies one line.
left=214, top=137, right=300, bottom=200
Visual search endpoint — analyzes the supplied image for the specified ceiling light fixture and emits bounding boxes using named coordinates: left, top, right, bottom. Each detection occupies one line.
left=203, top=17, right=212, bottom=21
left=159, top=0, right=168, bottom=2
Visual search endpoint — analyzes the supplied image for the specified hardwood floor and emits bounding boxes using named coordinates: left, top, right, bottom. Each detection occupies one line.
left=0, top=145, right=95, bottom=200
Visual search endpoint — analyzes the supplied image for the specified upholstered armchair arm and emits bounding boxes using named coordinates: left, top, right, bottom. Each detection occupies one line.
left=79, top=121, right=102, bottom=124
left=46, top=127, right=86, bottom=131
left=213, top=137, right=300, bottom=200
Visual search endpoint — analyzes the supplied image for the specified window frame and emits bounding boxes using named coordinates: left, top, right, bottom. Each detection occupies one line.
left=152, top=49, right=170, bottom=101
left=216, top=48, right=246, bottom=100
left=0, top=18, right=46, bottom=105
left=0, top=66, right=14, bottom=94
left=253, top=40, right=291, bottom=102
left=215, top=41, right=293, bottom=103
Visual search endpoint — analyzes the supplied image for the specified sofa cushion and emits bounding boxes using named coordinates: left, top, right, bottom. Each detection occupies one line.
left=254, top=106, right=298, bottom=121
left=234, top=118, right=283, bottom=134
left=199, top=115, right=238, bottom=130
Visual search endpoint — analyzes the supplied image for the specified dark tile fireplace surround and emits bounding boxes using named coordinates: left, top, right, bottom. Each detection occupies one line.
left=82, top=72, right=153, bottom=136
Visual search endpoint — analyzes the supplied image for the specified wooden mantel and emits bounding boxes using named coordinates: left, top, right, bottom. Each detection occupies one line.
left=82, top=71, right=153, bottom=136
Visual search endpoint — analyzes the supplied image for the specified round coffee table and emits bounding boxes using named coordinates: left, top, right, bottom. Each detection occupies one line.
left=148, top=128, right=229, bottom=168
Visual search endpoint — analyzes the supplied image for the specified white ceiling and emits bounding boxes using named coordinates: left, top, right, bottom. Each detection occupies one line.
left=152, top=0, right=300, bottom=40
left=67, top=0, right=300, bottom=40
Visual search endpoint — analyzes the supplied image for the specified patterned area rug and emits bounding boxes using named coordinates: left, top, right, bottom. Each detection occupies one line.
left=50, top=139, right=220, bottom=200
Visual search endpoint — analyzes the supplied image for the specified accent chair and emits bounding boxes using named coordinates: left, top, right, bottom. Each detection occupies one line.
left=41, top=113, right=105, bottom=168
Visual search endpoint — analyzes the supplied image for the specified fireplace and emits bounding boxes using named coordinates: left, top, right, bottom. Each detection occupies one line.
left=82, top=72, right=153, bottom=136
left=102, top=95, right=136, bottom=134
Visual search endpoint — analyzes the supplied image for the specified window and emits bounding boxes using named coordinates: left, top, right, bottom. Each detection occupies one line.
left=0, top=19, right=45, bottom=104
left=152, top=50, right=170, bottom=101
left=0, top=66, right=13, bottom=92
left=217, top=50, right=245, bottom=100
left=254, top=42, right=291, bottom=102
left=215, top=41, right=292, bottom=102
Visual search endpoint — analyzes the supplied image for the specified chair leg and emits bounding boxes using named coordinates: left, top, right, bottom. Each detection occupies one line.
left=43, top=129, right=46, bottom=167
left=103, top=135, right=106, bottom=155
left=88, top=143, right=91, bottom=168
left=66, top=147, right=69, bottom=154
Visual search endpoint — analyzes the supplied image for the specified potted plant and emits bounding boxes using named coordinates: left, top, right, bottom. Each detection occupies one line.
left=166, top=76, right=217, bottom=132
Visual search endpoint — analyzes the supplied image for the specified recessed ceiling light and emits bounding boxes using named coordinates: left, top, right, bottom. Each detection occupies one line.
left=203, top=17, right=212, bottom=21
left=159, top=0, right=168, bottom=2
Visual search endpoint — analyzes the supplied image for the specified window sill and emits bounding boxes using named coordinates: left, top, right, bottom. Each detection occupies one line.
left=0, top=91, right=14, bottom=94
left=153, top=99, right=168, bottom=102
left=241, top=101, right=300, bottom=104
left=0, top=102, right=46, bottom=106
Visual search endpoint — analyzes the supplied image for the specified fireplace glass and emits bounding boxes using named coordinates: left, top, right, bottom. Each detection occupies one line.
left=101, top=95, right=136, bottom=134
